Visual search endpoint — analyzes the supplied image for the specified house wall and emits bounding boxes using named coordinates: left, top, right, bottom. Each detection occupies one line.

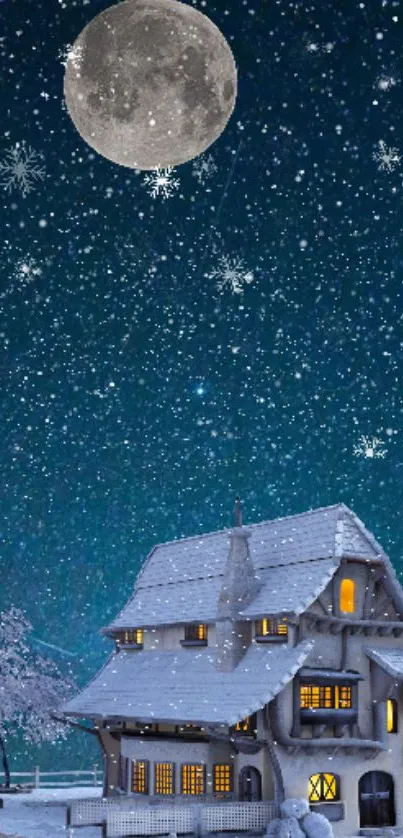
left=276, top=729, right=403, bottom=837
left=307, top=562, right=399, bottom=622
left=273, top=559, right=403, bottom=837
left=121, top=736, right=209, bottom=794
left=98, top=730, right=121, bottom=796
left=275, top=670, right=403, bottom=835
left=119, top=715, right=274, bottom=801
left=142, top=624, right=217, bottom=651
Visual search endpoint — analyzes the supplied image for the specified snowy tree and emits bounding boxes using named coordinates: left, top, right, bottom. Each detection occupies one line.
left=0, top=607, right=76, bottom=788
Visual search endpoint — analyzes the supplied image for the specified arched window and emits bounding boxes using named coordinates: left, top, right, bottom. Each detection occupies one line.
left=387, top=699, right=398, bottom=733
left=309, top=773, right=339, bottom=802
left=340, top=578, right=355, bottom=613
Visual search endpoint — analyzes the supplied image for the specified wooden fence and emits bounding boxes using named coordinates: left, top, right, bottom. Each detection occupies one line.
left=0, top=765, right=102, bottom=789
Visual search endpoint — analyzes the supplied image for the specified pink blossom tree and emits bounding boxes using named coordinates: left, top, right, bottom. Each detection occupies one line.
left=0, top=607, right=76, bottom=788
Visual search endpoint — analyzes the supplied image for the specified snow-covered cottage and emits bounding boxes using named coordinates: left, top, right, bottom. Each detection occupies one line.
left=62, top=502, right=403, bottom=837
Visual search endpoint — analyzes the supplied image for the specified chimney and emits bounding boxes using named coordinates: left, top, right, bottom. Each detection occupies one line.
left=234, top=496, right=242, bottom=527
left=215, top=497, right=260, bottom=672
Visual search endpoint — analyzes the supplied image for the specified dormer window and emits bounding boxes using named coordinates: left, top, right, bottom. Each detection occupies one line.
left=180, top=624, right=208, bottom=647
left=255, top=617, right=288, bottom=641
left=387, top=699, right=398, bottom=733
left=232, top=713, right=257, bottom=738
left=299, top=682, right=356, bottom=724
left=117, top=629, right=143, bottom=649
left=339, top=578, right=355, bottom=613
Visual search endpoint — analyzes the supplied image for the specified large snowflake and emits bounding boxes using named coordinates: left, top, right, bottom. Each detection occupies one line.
left=16, top=256, right=42, bottom=284
left=59, top=42, right=84, bottom=71
left=372, top=139, right=400, bottom=172
left=192, top=153, right=217, bottom=185
left=353, top=435, right=387, bottom=459
left=0, top=142, right=46, bottom=197
left=142, top=167, right=179, bottom=200
left=209, top=255, right=254, bottom=295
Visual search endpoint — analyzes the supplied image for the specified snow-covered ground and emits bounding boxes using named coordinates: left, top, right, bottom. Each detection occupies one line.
left=0, top=788, right=359, bottom=838
left=0, top=786, right=102, bottom=838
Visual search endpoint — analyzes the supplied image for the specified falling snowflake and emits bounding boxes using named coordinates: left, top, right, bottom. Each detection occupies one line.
left=15, top=257, right=42, bottom=284
left=372, top=140, right=401, bottom=172
left=376, top=74, right=398, bottom=92
left=192, top=154, right=217, bottom=185
left=353, top=435, right=387, bottom=459
left=209, top=255, right=254, bottom=295
left=142, top=167, right=179, bottom=200
left=304, top=39, right=334, bottom=55
left=59, top=42, right=84, bottom=71
left=0, top=142, right=46, bottom=197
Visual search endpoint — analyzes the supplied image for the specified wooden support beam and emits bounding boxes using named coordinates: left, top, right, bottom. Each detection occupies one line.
left=304, top=610, right=403, bottom=634
left=378, top=626, right=394, bottom=637
left=373, top=593, right=393, bottom=620
left=316, top=595, right=330, bottom=616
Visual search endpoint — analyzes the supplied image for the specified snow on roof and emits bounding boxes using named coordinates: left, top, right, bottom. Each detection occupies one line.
left=364, top=647, right=403, bottom=680
left=62, top=639, right=313, bottom=725
left=106, top=503, right=393, bottom=630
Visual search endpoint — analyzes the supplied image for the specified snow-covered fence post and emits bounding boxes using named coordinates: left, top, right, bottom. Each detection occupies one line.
left=93, top=763, right=98, bottom=786
left=34, top=765, right=40, bottom=788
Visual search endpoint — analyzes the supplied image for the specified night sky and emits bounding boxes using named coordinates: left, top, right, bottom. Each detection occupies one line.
left=0, top=0, right=402, bottom=771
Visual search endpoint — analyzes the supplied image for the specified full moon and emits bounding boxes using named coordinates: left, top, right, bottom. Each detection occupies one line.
left=63, top=0, right=237, bottom=170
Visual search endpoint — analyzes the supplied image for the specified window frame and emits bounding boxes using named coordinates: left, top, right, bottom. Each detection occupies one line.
left=308, top=772, right=340, bottom=803
left=300, top=683, right=353, bottom=710
left=255, top=616, right=288, bottom=641
left=180, top=624, right=208, bottom=647
left=154, top=762, right=175, bottom=795
left=339, top=578, right=355, bottom=613
left=117, top=628, right=144, bottom=649
left=131, top=759, right=149, bottom=794
left=180, top=763, right=206, bottom=795
left=233, top=712, right=257, bottom=737
left=213, top=763, right=234, bottom=794
left=387, top=698, right=398, bottom=733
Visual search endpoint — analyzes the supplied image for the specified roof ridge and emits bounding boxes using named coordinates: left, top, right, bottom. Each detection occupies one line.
left=341, top=506, right=387, bottom=558
left=148, top=503, right=345, bottom=552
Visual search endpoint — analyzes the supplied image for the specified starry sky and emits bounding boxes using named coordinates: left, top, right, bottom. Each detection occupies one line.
left=0, top=0, right=402, bottom=772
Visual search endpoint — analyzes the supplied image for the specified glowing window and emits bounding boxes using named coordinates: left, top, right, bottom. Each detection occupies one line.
left=155, top=762, right=174, bottom=795
left=256, top=617, right=288, bottom=637
left=184, top=624, right=208, bottom=642
left=181, top=764, right=205, bottom=795
left=234, top=713, right=257, bottom=734
left=121, top=629, right=143, bottom=646
left=131, top=760, right=148, bottom=794
left=300, top=685, right=352, bottom=709
left=340, top=578, right=355, bottom=613
left=213, top=764, right=233, bottom=793
left=387, top=699, right=398, bottom=733
left=309, top=773, right=339, bottom=802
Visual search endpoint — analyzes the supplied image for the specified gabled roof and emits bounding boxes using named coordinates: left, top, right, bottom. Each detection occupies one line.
left=106, top=503, right=401, bottom=630
left=364, top=647, right=403, bottom=680
left=62, top=639, right=313, bottom=725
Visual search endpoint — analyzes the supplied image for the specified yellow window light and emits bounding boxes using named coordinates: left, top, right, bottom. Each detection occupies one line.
left=340, top=578, right=355, bottom=613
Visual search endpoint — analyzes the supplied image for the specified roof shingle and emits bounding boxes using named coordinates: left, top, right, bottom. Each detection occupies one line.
left=62, top=639, right=314, bottom=725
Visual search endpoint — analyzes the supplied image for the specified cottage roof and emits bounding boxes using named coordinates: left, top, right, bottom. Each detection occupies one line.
left=364, top=647, right=403, bottom=680
left=62, top=639, right=313, bottom=725
left=106, top=503, right=397, bottom=631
